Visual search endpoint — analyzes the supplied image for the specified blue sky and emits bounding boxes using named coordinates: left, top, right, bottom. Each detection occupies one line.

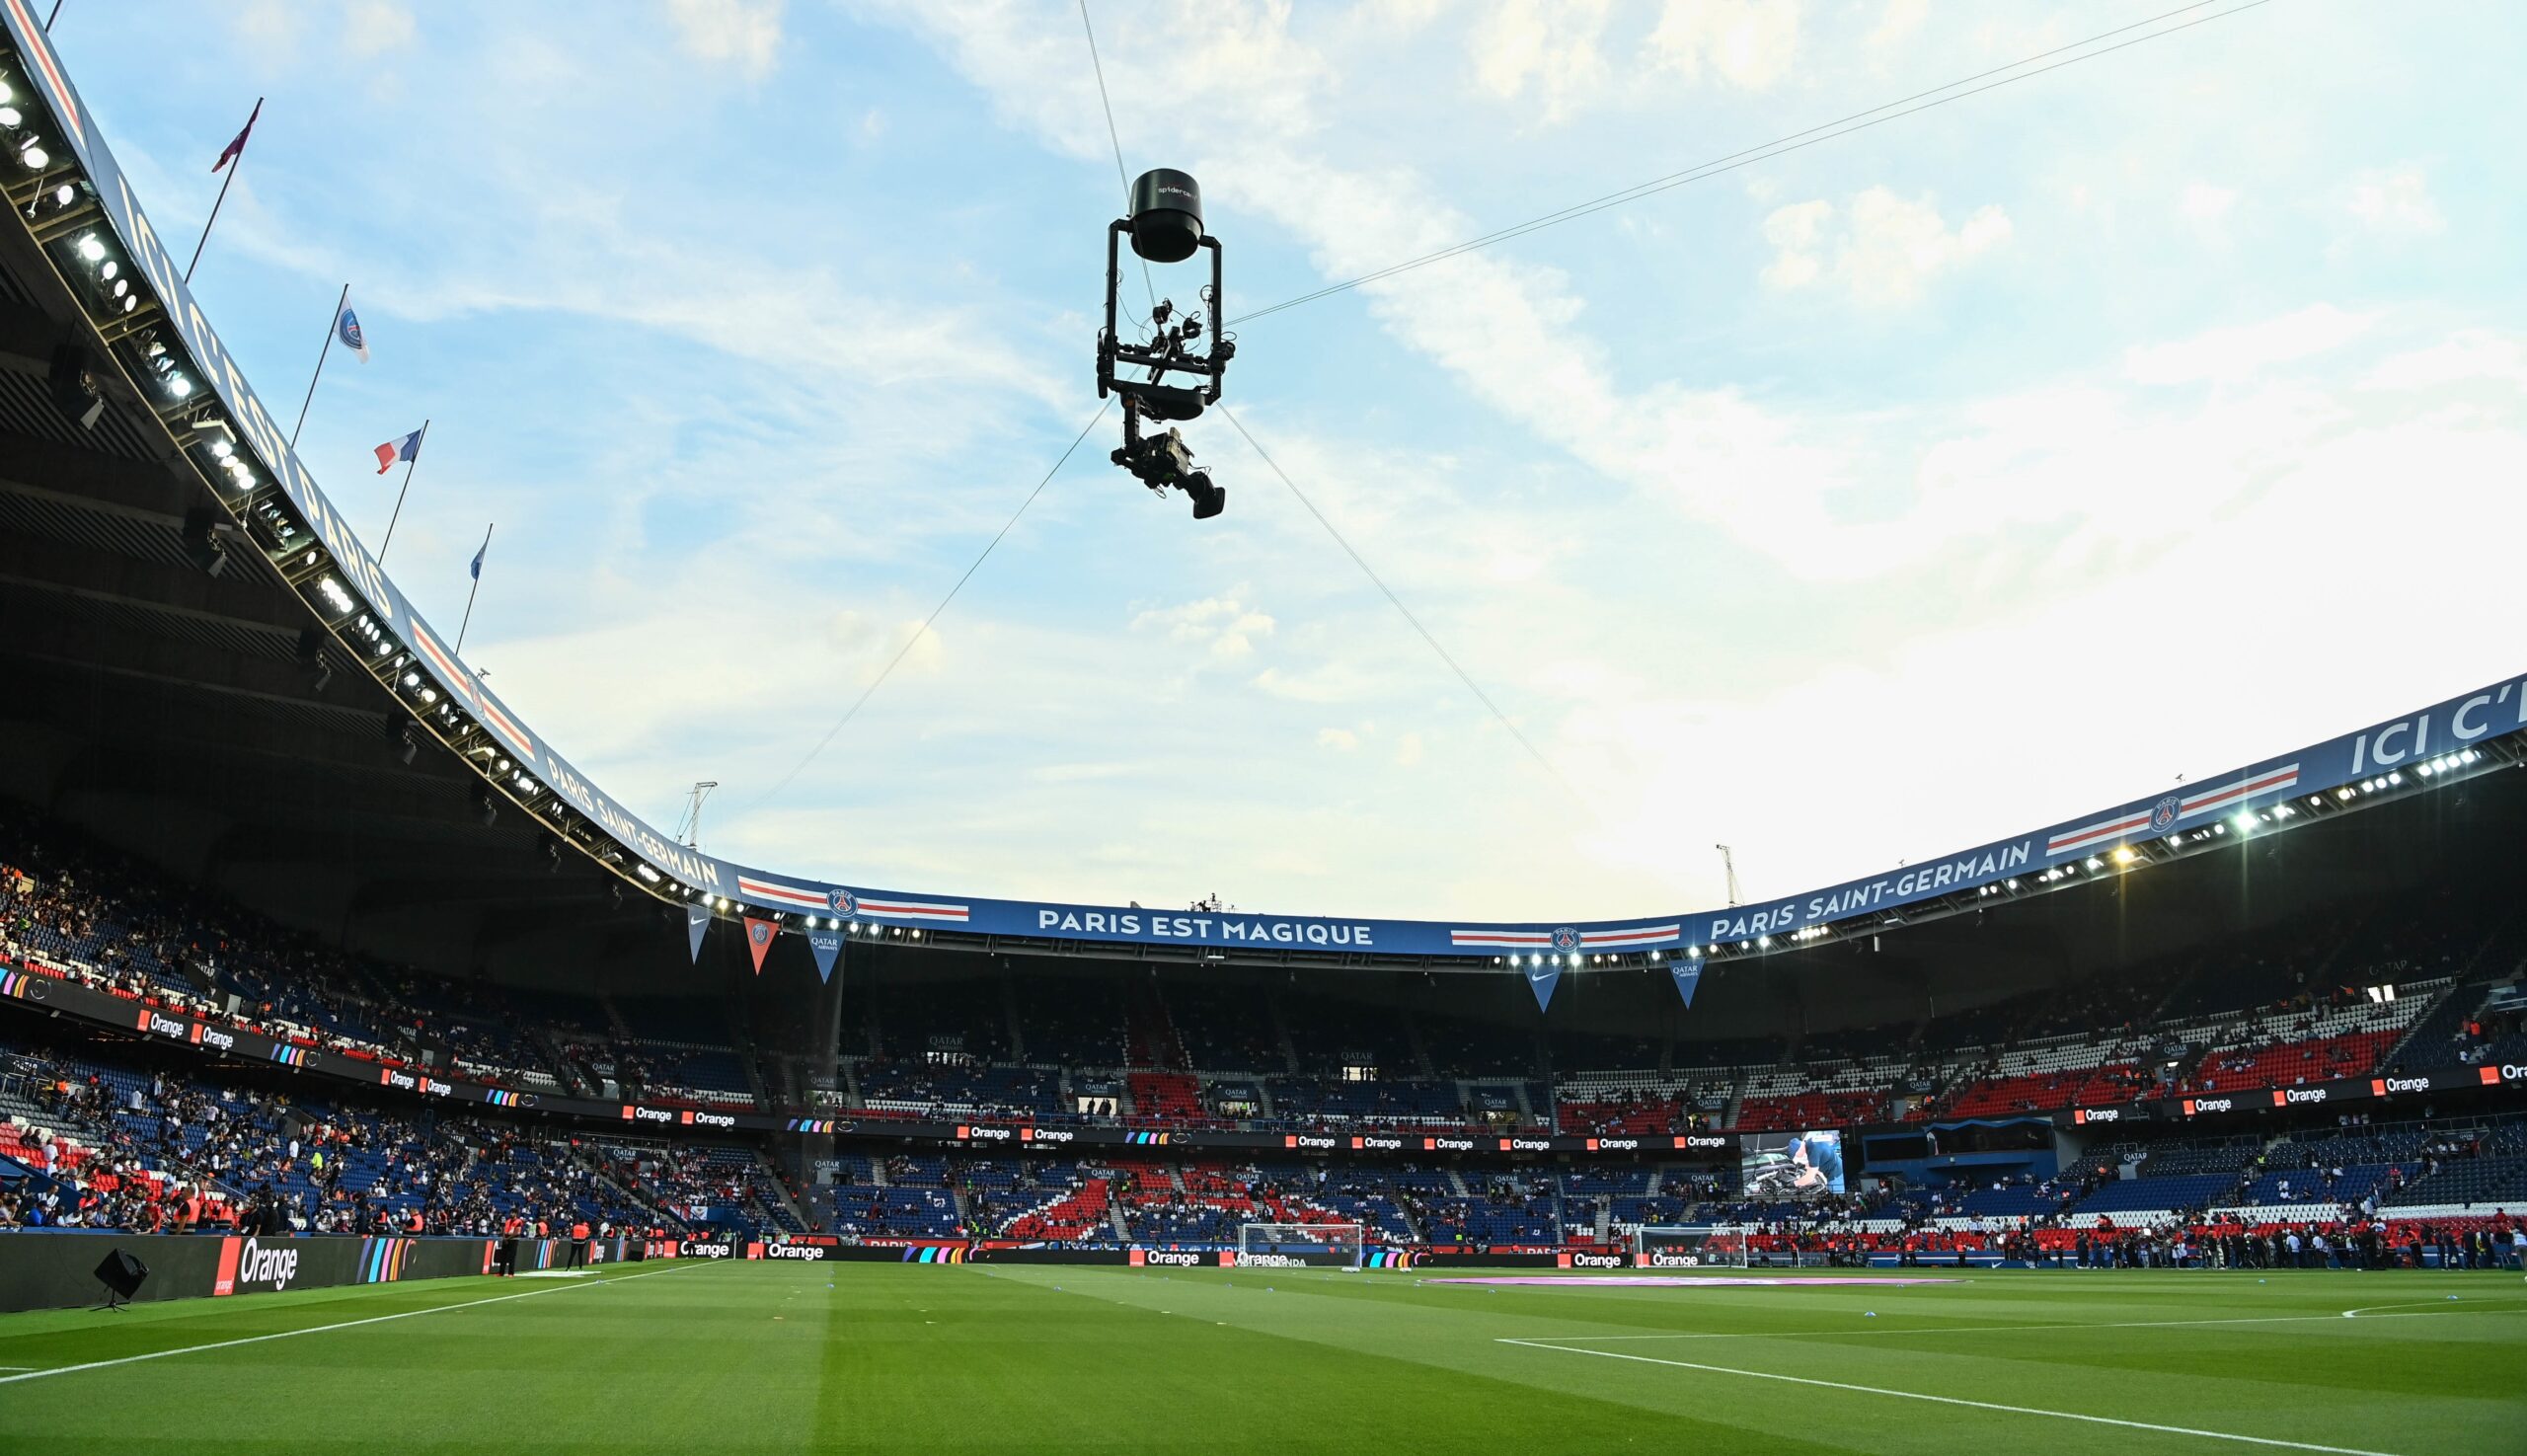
left=46, top=0, right=2527, bottom=919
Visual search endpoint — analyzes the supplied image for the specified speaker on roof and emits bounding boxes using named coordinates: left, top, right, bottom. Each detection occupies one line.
left=50, top=344, right=107, bottom=431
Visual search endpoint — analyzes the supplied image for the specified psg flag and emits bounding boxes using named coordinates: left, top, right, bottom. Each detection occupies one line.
left=685, top=902, right=711, bottom=964
left=336, top=298, right=370, bottom=363
left=742, top=916, right=777, bottom=975
left=213, top=99, right=262, bottom=173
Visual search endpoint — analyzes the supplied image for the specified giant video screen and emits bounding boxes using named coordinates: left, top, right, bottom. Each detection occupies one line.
left=1740, top=1129, right=1845, bottom=1200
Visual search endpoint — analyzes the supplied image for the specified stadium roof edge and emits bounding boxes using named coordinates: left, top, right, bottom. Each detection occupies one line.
left=4, top=15, right=2523, bottom=974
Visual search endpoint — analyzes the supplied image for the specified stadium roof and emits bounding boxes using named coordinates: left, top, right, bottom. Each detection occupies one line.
left=2, top=11, right=2522, bottom=992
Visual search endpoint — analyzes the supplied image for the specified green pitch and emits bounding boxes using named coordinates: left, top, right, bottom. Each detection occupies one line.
left=0, top=1261, right=2520, bottom=1453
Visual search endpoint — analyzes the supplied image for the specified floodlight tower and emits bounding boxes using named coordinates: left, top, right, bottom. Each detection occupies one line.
left=1098, top=169, right=1234, bottom=519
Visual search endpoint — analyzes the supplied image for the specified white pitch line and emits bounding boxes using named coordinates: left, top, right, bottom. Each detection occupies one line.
left=0, top=1260, right=712, bottom=1386
left=2341, top=1297, right=2527, bottom=1318
left=1498, top=1339, right=2408, bottom=1456
left=1543, top=1308, right=2527, bottom=1341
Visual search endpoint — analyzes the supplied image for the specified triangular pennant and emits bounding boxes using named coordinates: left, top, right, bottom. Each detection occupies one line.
left=742, top=916, right=778, bottom=975
left=806, top=928, right=842, bottom=984
left=1523, top=957, right=1561, bottom=1013
left=685, top=903, right=711, bottom=964
left=1669, top=961, right=1702, bottom=1009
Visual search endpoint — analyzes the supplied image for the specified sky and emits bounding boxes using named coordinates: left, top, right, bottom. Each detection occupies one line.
left=42, top=0, right=2527, bottom=922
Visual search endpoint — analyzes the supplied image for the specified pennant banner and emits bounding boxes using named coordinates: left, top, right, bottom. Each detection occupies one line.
left=685, top=903, right=710, bottom=963
left=1524, top=958, right=1561, bottom=1013
left=806, top=928, right=842, bottom=984
left=742, top=916, right=777, bottom=974
left=1669, top=961, right=1702, bottom=1009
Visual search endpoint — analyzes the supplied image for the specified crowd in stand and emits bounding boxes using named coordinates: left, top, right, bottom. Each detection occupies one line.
left=12, top=794, right=2526, bottom=1150
left=0, top=1035, right=678, bottom=1238
left=7, top=796, right=2527, bottom=1259
left=1, top=811, right=756, bottom=1108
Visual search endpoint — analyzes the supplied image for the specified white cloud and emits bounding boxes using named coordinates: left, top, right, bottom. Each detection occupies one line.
left=2176, top=181, right=2237, bottom=250
left=2343, top=165, right=2444, bottom=238
left=1762, top=189, right=2013, bottom=307
left=1316, top=727, right=1359, bottom=751
left=345, top=0, right=418, bottom=57
left=2359, top=331, right=2527, bottom=394
left=1759, top=198, right=1830, bottom=290
left=1865, top=0, right=1928, bottom=59
left=1647, top=0, right=1801, bottom=89
left=1467, top=0, right=1613, bottom=123
left=2181, top=182, right=2236, bottom=221
left=230, top=0, right=303, bottom=54
left=2123, top=304, right=2375, bottom=386
left=664, top=0, right=785, bottom=80
left=1131, top=594, right=1277, bottom=662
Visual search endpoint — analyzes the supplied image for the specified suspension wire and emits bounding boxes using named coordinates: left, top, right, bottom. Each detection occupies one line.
left=1080, top=0, right=1161, bottom=329
left=740, top=404, right=1112, bottom=808
left=1084, top=8, right=1566, bottom=805
left=1228, top=0, right=2275, bottom=327
left=1219, top=405, right=1589, bottom=810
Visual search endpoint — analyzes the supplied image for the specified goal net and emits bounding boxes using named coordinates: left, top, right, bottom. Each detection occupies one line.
left=1632, top=1223, right=1750, bottom=1269
left=1237, top=1222, right=1365, bottom=1269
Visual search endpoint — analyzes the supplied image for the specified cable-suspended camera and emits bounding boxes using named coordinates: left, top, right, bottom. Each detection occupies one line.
left=1098, top=169, right=1234, bottom=520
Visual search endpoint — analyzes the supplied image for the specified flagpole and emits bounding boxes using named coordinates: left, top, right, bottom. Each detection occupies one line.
left=289, top=282, right=347, bottom=451
left=185, top=97, right=260, bottom=285
left=455, top=522, right=494, bottom=655
left=376, top=418, right=429, bottom=566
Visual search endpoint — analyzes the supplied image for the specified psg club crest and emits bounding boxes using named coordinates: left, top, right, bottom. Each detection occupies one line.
left=2149, top=794, right=2182, bottom=832
left=1550, top=926, right=1582, bottom=953
left=749, top=922, right=771, bottom=948
left=828, top=888, right=857, bottom=917
left=338, top=311, right=364, bottom=351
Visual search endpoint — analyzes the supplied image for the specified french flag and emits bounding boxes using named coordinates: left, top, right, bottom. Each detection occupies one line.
left=373, top=428, right=422, bottom=474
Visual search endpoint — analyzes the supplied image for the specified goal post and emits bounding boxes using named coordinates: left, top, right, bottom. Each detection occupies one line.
left=1632, top=1223, right=1750, bottom=1269
left=1237, top=1222, right=1365, bottom=1269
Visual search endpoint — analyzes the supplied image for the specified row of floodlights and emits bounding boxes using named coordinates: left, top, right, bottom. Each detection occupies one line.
left=11, top=74, right=692, bottom=894
left=2, top=76, right=55, bottom=173
left=1491, top=947, right=1700, bottom=968
left=686, top=899, right=928, bottom=939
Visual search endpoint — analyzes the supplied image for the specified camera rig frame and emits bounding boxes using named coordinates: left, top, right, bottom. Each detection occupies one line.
left=1098, top=218, right=1234, bottom=519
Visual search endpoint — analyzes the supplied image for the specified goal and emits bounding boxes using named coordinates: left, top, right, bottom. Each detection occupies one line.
left=1632, top=1223, right=1750, bottom=1269
left=1237, top=1222, right=1365, bottom=1270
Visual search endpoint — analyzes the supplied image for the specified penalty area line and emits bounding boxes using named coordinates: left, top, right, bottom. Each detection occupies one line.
left=1497, top=1338, right=2407, bottom=1456
left=0, top=1259, right=715, bottom=1386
